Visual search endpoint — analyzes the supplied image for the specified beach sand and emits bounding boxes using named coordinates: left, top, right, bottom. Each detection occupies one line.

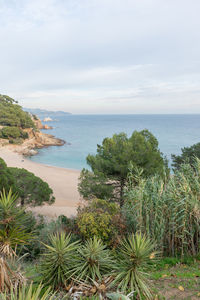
left=0, top=147, right=81, bottom=218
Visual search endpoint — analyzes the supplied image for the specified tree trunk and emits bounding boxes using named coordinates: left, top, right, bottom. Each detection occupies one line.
left=119, top=179, right=125, bottom=208
left=20, top=197, right=24, bottom=206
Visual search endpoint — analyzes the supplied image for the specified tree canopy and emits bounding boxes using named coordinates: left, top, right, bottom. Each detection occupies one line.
left=172, top=142, right=200, bottom=170
left=79, top=129, right=168, bottom=206
left=9, top=168, right=55, bottom=207
left=0, top=157, right=55, bottom=207
left=0, top=94, right=34, bottom=129
left=0, top=158, right=16, bottom=193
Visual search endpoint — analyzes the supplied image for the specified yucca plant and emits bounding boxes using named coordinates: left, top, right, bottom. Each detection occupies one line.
left=113, top=233, right=156, bottom=299
left=0, top=189, right=32, bottom=257
left=0, top=283, right=61, bottom=300
left=71, top=236, right=115, bottom=283
left=39, top=232, right=79, bottom=290
left=0, top=190, right=33, bottom=292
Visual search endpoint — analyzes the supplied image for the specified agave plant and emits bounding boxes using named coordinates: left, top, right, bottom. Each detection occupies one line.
left=71, top=236, right=115, bottom=283
left=0, top=283, right=62, bottom=300
left=39, top=232, right=79, bottom=290
left=113, top=233, right=156, bottom=299
left=0, top=189, right=32, bottom=257
left=0, top=190, right=32, bottom=292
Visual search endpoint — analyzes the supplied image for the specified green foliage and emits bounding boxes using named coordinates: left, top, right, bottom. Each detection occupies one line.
left=9, top=168, right=55, bottom=207
left=0, top=94, right=34, bottom=129
left=71, top=236, right=115, bottom=283
left=172, top=142, right=200, bottom=170
left=0, top=126, right=28, bottom=140
left=0, top=158, right=15, bottom=193
left=77, top=199, right=124, bottom=243
left=0, top=190, right=32, bottom=257
left=21, top=215, right=79, bottom=261
left=79, top=130, right=168, bottom=206
left=123, top=158, right=200, bottom=256
left=107, top=292, right=132, bottom=300
left=0, top=283, right=59, bottom=300
left=113, top=233, right=156, bottom=299
left=39, top=232, right=79, bottom=290
left=78, top=169, right=114, bottom=200
left=0, top=158, right=54, bottom=207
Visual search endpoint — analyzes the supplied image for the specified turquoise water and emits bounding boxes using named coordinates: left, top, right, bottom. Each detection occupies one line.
left=29, top=114, right=200, bottom=170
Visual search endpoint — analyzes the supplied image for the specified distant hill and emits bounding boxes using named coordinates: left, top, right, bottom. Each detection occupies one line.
left=24, top=108, right=71, bottom=118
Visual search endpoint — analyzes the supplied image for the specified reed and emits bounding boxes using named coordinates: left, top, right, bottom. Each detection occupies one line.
left=123, top=158, right=200, bottom=256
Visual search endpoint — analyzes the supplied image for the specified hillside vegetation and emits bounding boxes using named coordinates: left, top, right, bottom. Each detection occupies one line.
left=0, top=94, right=34, bottom=144
left=0, top=94, right=34, bottom=128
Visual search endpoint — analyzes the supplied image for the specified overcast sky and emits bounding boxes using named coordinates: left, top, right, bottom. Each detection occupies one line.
left=0, top=0, right=200, bottom=114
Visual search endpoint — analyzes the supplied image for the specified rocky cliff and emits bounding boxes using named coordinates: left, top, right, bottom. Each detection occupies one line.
left=0, top=117, right=65, bottom=156
left=33, top=118, right=53, bottom=130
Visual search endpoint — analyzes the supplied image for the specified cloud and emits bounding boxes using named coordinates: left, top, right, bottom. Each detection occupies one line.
left=0, top=0, right=200, bottom=113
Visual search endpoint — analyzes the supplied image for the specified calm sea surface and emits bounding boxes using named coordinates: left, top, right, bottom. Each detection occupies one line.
left=29, top=114, right=200, bottom=170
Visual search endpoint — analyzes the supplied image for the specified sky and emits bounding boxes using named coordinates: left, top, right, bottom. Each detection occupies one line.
left=0, top=0, right=200, bottom=114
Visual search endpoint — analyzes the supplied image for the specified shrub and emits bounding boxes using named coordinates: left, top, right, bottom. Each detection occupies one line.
left=21, top=215, right=79, bottom=261
left=71, top=236, right=115, bottom=283
left=113, top=233, right=156, bottom=299
left=39, top=232, right=79, bottom=289
left=0, top=283, right=60, bottom=300
left=77, top=199, right=125, bottom=244
left=172, top=142, right=200, bottom=170
left=0, top=126, right=28, bottom=140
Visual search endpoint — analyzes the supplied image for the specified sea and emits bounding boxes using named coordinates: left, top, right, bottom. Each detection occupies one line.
left=29, top=114, right=200, bottom=170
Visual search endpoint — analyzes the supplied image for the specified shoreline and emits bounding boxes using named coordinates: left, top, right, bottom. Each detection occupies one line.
left=0, top=147, right=81, bottom=218
left=28, top=153, right=81, bottom=173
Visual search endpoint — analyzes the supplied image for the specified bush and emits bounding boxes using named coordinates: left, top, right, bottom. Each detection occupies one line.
left=77, top=199, right=125, bottom=244
left=71, top=236, right=115, bottom=283
left=20, top=215, right=80, bottom=261
left=0, top=283, right=60, bottom=300
left=39, top=232, right=79, bottom=289
left=113, top=233, right=156, bottom=299
left=172, top=142, right=200, bottom=170
left=0, top=126, right=28, bottom=140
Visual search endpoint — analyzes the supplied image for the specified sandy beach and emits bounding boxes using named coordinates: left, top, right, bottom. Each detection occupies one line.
left=0, top=147, right=81, bottom=218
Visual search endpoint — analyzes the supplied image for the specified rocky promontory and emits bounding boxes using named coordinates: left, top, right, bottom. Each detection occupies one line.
left=0, top=117, right=65, bottom=156
left=33, top=118, right=53, bottom=130
left=0, top=95, right=66, bottom=156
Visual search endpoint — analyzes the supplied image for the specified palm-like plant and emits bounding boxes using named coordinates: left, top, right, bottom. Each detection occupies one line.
left=113, top=233, right=156, bottom=299
left=39, top=232, right=79, bottom=290
left=72, top=236, right=115, bottom=283
left=0, top=189, right=31, bottom=257
left=0, top=190, right=32, bottom=292
left=0, top=283, right=62, bottom=300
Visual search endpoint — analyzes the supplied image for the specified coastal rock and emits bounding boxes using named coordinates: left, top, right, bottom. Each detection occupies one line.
left=22, top=148, right=38, bottom=156
left=43, top=117, right=53, bottom=122
left=2, top=127, right=65, bottom=156
left=33, top=119, right=44, bottom=129
left=33, top=117, right=53, bottom=130
left=0, top=115, right=65, bottom=156
left=44, top=124, right=53, bottom=130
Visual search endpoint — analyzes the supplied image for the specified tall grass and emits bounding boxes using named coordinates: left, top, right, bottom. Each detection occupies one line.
left=123, top=159, right=200, bottom=256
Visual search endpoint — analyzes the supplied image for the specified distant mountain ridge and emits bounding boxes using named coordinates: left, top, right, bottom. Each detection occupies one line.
left=24, top=108, right=71, bottom=117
